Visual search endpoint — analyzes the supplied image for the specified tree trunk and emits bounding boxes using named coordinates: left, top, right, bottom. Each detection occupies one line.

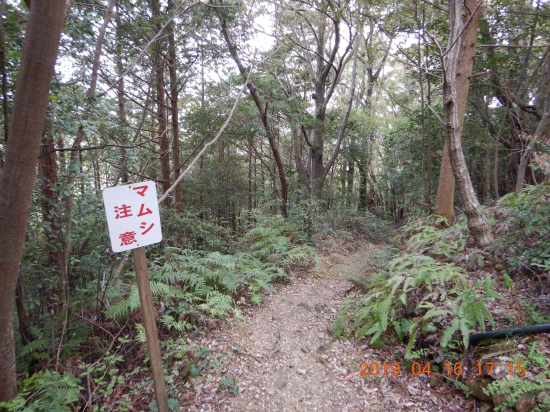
left=40, top=120, right=64, bottom=292
left=62, top=0, right=115, bottom=314
left=515, top=88, right=550, bottom=192
left=0, top=0, right=66, bottom=402
left=151, top=0, right=170, bottom=201
left=443, top=0, right=494, bottom=247
left=115, top=3, right=128, bottom=184
left=168, top=8, right=181, bottom=211
left=346, top=160, right=354, bottom=203
left=217, top=10, right=288, bottom=216
left=357, top=164, right=368, bottom=211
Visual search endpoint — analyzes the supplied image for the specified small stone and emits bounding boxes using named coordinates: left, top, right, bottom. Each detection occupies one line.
left=478, top=403, right=494, bottom=412
left=314, top=303, right=327, bottom=313
left=537, top=390, right=550, bottom=404
left=272, top=316, right=282, bottom=322
left=515, top=393, right=536, bottom=412
left=464, top=376, right=492, bottom=401
left=266, top=388, right=275, bottom=395
left=300, top=347, right=311, bottom=354
left=297, top=369, right=306, bottom=375
left=317, top=343, right=331, bottom=353
left=326, top=371, right=337, bottom=381
left=326, top=321, right=336, bottom=335
left=274, top=376, right=288, bottom=390
left=492, top=393, right=507, bottom=408
left=297, top=302, right=309, bottom=309
left=429, top=373, right=443, bottom=388
left=317, top=356, right=328, bottom=365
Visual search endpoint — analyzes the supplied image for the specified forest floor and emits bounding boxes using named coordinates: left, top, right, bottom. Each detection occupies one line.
left=177, top=234, right=467, bottom=412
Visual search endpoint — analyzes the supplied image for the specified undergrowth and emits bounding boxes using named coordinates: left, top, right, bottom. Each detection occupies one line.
left=105, top=216, right=315, bottom=332
left=334, top=217, right=502, bottom=358
left=483, top=343, right=550, bottom=411
left=10, top=214, right=315, bottom=410
left=495, top=182, right=550, bottom=272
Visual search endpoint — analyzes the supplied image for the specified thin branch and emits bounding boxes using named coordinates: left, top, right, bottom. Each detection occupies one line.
left=419, top=0, right=448, bottom=12
left=441, top=0, right=484, bottom=59
left=477, top=43, right=550, bottom=48
left=157, top=67, right=253, bottom=204
left=99, top=1, right=199, bottom=97
left=427, top=104, right=444, bottom=125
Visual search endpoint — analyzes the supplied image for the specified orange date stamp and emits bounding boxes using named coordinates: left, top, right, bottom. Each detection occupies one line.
left=359, top=361, right=527, bottom=377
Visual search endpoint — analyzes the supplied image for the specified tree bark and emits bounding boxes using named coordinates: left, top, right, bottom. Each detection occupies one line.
left=168, top=2, right=181, bottom=211
left=443, top=0, right=494, bottom=247
left=0, top=0, right=66, bottom=402
left=40, top=120, right=64, bottom=289
left=435, top=0, right=483, bottom=222
left=151, top=0, right=170, bottom=201
left=62, top=0, right=115, bottom=307
left=515, top=88, right=550, bottom=192
left=217, top=9, right=288, bottom=216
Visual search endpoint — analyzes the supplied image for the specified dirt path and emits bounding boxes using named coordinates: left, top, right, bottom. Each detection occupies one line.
left=183, top=237, right=464, bottom=411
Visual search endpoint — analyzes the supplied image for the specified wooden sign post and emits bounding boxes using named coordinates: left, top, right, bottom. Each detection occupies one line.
left=102, top=181, right=168, bottom=412
left=132, top=246, right=169, bottom=412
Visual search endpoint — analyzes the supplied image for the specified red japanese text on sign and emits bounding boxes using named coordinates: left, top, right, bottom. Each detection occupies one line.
left=103, top=181, right=162, bottom=252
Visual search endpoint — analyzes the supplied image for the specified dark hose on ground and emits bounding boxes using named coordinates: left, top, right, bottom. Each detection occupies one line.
left=420, top=323, right=550, bottom=347
left=468, top=323, right=550, bottom=345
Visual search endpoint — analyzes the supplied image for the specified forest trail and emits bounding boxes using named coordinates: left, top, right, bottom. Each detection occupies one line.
left=184, top=236, right=465, bottom=412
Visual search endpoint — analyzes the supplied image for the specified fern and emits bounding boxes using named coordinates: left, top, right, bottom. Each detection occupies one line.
left=0, top=370, right=83, bottom=412
left=336, top=251, right=501, bottom=357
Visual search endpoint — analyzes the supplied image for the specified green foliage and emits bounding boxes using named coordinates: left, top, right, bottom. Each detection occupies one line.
left=336, top=223, right=502, bottom=357
left=484, top=371, right=550, bottom=411
left=160, top=208, right=233, bottom=253
left=217, top=377, right=239, bottom=396
left=148, top=398, right=181, bottom=412
left=323, top=206, right=395, bottom=244
left=497, top=183, right=550, bottom=271
left=404, top=217, right=467, bottom=259
left=106, top=220, right=314, bottom=325
left=0, top=370, right=83, bottom=412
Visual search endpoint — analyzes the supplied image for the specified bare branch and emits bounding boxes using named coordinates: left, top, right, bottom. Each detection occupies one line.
left=418, top=0, right=448, bottom=12
left=157, top=68, right=253, bottom=204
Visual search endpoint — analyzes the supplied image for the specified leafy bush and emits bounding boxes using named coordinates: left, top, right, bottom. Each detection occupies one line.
left=0, top=370, right=83, bottom=412
left=105, top=219, right=315, bottom=326
left=335, top=252, right=501, bottom=357
left=496, top=183, right=550, bottom=271
left=403, top=216, right=467, bottom=259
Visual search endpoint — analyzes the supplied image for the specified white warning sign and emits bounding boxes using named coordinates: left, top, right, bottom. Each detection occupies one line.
left=102, top=181, right=162, bottom=252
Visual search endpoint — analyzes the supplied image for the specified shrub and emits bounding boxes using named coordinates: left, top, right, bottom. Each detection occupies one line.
left=496, top=183, right=550, bottom=271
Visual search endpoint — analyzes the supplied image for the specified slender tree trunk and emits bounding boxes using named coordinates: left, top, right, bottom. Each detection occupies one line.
left=515, top=88, right=550, bottom=192
left=0, top=0, right=66, bottom=402
left=484, top=145, right=491, bottom=203
left=168, top=7, right=180, bottom=211
left=217, top=11, right=288, bottom=216
left=443, top=0, right=493, bottom=247
left=40, top=120, right=64, bottom=287
left=346, top=161, right=354, bottom=203
left=14, top=276, right=31, bottom=345
left=0, top=0, right=8, bottom=177
left=292, top=128, right=309, bottom=200
left=151, top=0, right=170, bottom=201
left=116, top=3, right=128, bottom=184
left=63, top=0, right=116, bottom=312
left=357, top=165, right=368, bottom=211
